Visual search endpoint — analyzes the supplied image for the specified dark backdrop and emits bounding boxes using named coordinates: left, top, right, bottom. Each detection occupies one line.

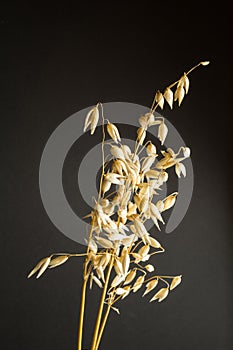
left=1, top=2, right=232, bottom=350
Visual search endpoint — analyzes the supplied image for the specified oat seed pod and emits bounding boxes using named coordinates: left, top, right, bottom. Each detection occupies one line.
left=146, top=142, right=157, bottom=156
left=155, top=90, right=164, bottom=109
left=175, top=162, right=186, bottom=178
left=83, top=105, right=99, bottom=135
left=162, top=192, right=178, bottom=211
left=49, top=255, right=69, bottom=269
left=150, top=287, right=169, bottom=302
left=107, top=122, right=121, bottom=143
left=143, top=279, right=158, bottom=296
left=174, top=85, right=185, bottom=106
left=164, top=88, right=173, bottom=109
left=170, top=275, right=182, bottom=290
left=158, top=121, right=168, bottom=145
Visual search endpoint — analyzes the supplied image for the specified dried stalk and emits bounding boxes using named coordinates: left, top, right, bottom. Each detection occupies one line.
left=90, top=252, right=115, bottom=350
left=94, top=304, right=111, bottom=350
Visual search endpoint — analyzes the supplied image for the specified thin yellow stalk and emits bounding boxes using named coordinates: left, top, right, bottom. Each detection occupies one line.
left=94, top=304, right=111, bottom=350
left=77, top=273, right=88, bottom=350
left=90, top=253, right=115, bottom=350
left=77, top=225, right=94, bottom=350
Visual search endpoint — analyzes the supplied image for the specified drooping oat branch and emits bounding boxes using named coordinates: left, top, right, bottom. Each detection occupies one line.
left=150, top=60, right=210, bottom=113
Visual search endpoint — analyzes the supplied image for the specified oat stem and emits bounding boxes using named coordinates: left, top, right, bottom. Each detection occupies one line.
left=97, top=103, right=106, bottom=202
left=94, top=304, right=111, bottom=350
left=77, top=272, right=88, bottom=350
left=90, top=252, right=115, bottom=350
left=77, top=224, right=94, bottom=350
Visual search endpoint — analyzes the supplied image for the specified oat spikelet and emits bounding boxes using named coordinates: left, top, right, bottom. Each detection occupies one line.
left=175, top=162, right=186, bottom=178
left=150, top=287, right=169, bottom=302
left=146, top=236, right=161, bottom=249
left=200, top=61, right=210, bottom=66
left=162, top=192, right=178, bottom=211
left=49, top=255, right=69, bottom=269
left=83, top=105, right=99, bottom=135
left=143, top=279, right=158, bottom=296
left=145, top=264, right=154, bottom=272
left=174, top=86, right=185, bottom=106
left=36, top=257, right=51, bottom=279
left=124, top=269, right=137, bottom=285
left=155, top=90, right=164, bottom=109
left=27, top=257, right=50, bottom=278
left=164, top=88, right=173, bottom=109
left=132, top=275, right=145, bottom=293
left=179, top=74, right=190, bottom=94
left=107, top=122, right=121, bottom=143
left=158, top=121, right=168, bottom=145
left=92, top=274, right=103, bottom=288
left=170, top=275, right=182, bottom=290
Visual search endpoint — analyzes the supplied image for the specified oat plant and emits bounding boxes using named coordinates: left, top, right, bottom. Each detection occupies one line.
left=28, top=61, right=209, bottom=350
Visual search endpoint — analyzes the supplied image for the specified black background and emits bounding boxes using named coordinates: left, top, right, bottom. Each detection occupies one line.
left=1, top=2, right=232, bottom=350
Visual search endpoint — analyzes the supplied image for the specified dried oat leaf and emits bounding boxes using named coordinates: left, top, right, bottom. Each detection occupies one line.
left=170, top=275, right=182, bottom=290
